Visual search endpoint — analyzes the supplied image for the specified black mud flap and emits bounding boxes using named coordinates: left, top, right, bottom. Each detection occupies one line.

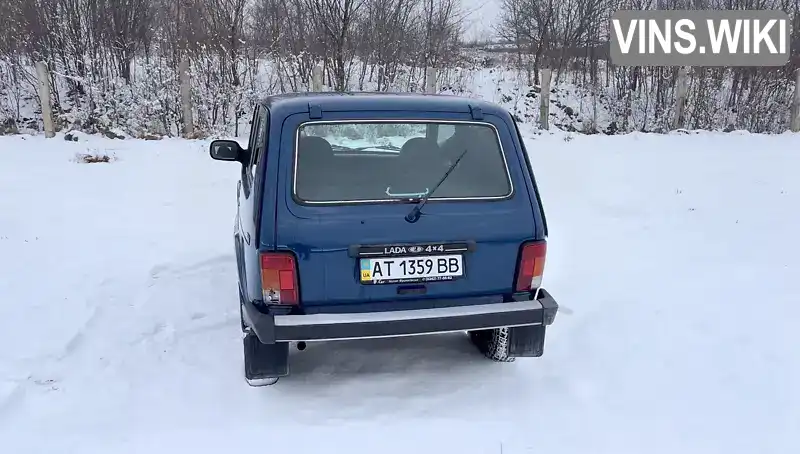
left=508, top=325, right=546, bottom=357
left=243, top=333, right=289, bottom=379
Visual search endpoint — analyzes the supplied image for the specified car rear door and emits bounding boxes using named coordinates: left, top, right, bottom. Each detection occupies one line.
left=270, top=110, right=538, bottom=310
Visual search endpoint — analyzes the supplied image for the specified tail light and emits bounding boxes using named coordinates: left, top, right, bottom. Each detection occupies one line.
left=515, top=241, right=546, bottom=292
left=260, top=252, right=299, bottom=305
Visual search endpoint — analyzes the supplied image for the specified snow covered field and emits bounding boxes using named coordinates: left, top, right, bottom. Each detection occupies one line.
left=1, top=130, right=798, bottom=453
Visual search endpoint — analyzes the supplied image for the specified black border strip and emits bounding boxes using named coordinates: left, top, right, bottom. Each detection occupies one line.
left=243, top=289, right=559, bottom=345
left=273, top=306, right=545, bottom=341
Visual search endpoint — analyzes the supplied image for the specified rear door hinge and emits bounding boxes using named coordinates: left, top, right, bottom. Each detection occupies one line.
left=309, top=103, right=322, bottom=119
left=469, top=105, right=484, bottom=120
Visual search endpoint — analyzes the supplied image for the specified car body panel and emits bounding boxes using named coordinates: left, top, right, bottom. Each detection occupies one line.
left=272, top=110, right=536, bottom=309
left=234, top=93, right=548, bottom=314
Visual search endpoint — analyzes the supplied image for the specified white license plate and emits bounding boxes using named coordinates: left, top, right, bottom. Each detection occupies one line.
left=359, top=254, right=464, bottom=285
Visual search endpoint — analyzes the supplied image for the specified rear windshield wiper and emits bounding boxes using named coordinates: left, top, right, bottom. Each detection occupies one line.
left=356, top=144, right=400, bottom=152
left=405, top=148, right=468, bottom=223
left=332, top=144, right=401, bottom=152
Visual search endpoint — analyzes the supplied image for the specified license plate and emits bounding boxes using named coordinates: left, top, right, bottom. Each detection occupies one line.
left=359, top=254, right=464, bottom=285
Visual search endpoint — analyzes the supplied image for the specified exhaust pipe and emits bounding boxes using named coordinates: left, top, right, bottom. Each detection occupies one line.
left=296, top=341, right=307, bottom=351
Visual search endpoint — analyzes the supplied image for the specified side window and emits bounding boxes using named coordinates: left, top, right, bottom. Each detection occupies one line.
left=251, top=109, right=268, bottom=169
left=242, top=107, right=265, bottom=200
left=248, top=108, right=267, bottom=169
left=249, top=108, right=269, bottom=220
left=248, top=108, right=262, bottom=153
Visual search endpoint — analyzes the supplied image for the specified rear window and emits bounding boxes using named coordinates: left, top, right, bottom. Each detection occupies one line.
left=293, top=121, right=512, bottom=203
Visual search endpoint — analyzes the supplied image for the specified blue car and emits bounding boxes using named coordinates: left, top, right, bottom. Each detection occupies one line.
left=210, top=93, right=559, bottom=386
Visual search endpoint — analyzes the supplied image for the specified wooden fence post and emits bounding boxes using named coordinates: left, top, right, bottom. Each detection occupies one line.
left=672, top=67, right=689, bottom=130
left=179, top=58, right=194, bottom=138
left=539, top=68, right=552, bottom=130
left=312, top=64, right=323, bottom=91
left=34, top=61, right=55, bottom=138
left=791, top=68, right=800, bottom=133
left=425, top=67, right=437, bottom=94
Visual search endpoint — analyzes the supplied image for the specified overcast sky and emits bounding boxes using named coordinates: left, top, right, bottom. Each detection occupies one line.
left=461, top=0, right=501, bottom=41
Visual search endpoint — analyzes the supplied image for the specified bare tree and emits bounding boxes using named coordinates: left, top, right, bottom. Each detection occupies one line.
left=1, top=0, right=796, bottom=136
left=358, top=0, right=419, bottom=90
left=302, top=0, right=364, bottom=91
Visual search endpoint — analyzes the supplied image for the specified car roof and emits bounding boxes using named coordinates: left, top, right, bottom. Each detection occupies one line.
left=259, top=92, right=508, bottom=118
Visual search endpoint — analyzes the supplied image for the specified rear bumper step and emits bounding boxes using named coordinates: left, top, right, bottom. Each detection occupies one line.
left=243, top=289, right=558, bottom=343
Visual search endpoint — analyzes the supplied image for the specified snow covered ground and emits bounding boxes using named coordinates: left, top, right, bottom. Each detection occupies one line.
left=1, top=129, right=799, bottom=453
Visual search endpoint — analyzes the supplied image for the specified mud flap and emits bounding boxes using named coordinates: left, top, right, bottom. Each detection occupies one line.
left=243, top=333, right=289, bottom=379
left=508, top=325, right=546, bottom=357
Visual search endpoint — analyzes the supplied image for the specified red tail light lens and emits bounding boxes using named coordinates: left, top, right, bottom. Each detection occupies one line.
left=260, top=252, right=298, bottom=305
left=515, top=241, right=546, bottom=292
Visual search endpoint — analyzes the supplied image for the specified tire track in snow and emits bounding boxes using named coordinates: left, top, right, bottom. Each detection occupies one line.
left=0, top=277, right=116, bottom=421
left=0, top=254, right=237, bottom=422
left=133, top=253, right=237, bottom=344
left=148, top=253, right=234, bottom=282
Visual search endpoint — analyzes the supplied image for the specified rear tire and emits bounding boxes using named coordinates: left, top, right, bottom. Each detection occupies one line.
left=238, top=286, right=247, bottom=332
left=469, top=327, right=515, bottom=362
left=239, top=304, right=246, bottom=332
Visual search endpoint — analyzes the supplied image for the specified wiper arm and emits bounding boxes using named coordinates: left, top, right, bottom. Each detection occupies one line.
left=354, top=144, right=401, bottom=152
left=331, top=144, right=401, bottom=152
left=405, top=148, right=468, bottom=223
